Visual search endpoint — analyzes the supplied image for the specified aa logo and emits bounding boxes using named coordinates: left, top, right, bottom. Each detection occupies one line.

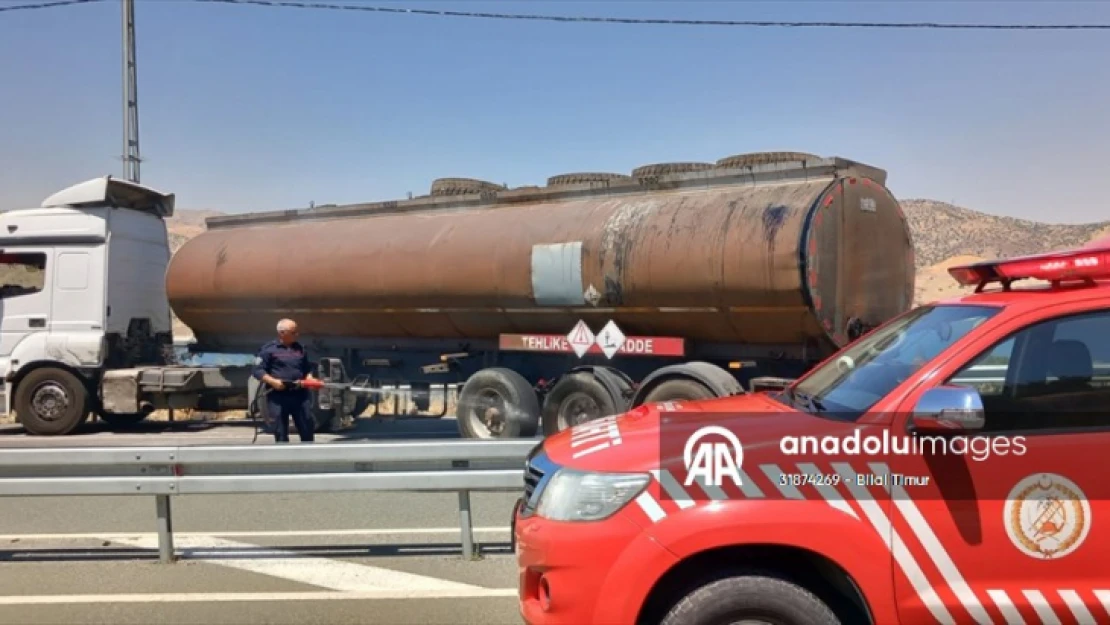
left=683, top=425, right=744, bottom=488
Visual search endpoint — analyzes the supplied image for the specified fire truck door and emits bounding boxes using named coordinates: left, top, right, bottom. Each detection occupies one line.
left=889, top=306, right=1110, bottom=624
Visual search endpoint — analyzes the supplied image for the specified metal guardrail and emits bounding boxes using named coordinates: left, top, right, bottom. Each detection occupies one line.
left=0, top=439, right=538, bottom=562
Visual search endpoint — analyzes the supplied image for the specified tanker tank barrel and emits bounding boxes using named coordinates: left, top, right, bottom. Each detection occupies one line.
left=168, top=151, right=912, bottom=353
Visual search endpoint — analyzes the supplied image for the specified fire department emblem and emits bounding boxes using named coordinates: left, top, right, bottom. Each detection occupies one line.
left=1003, top=473, right=1090, bottom=560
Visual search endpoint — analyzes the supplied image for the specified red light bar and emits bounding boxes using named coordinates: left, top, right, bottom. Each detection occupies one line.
left=947, top=244, right=1110, bottom=291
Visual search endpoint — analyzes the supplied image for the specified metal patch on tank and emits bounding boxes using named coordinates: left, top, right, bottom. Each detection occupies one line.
left=531, top=242, right=585, bottom=306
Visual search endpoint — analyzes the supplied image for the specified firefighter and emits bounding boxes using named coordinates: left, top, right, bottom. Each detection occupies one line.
left=252, top=318, right=317, bottom=443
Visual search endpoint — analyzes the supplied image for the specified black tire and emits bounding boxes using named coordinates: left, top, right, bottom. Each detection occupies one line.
left=631, top=162, right=713, bottom=178
left=659, top=574, right=840, bottom=625
left=541, top=372, right=620, bottom=437
left=456, top=368, right=540, bottom=439
left=640, top=378, right=717, bottom=404
left=98, top=412, right=148, bottom=427
left=715, top=151, right=821, bottom=169
left=546, top=172, right=632, bottom=187
left=430, top=178, right=505, bottom=196
left=14, top=368, right=91, bottom=436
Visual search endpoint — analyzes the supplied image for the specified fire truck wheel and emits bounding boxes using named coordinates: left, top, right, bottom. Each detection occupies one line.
left=14, top=367, right=91, bottom=436
left=456, top=368, right=540, bottom=439
left=541, top=372, right=619, bottom=436
left=660, top=574, right=840, bottom=625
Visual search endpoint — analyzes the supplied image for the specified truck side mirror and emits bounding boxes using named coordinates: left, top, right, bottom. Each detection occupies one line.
left=911, top=385, right=985, bottom=432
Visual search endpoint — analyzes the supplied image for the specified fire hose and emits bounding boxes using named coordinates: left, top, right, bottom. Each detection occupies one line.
left=248, top=377, right=408, bottom=443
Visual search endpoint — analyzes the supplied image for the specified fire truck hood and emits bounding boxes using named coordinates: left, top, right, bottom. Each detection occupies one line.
left=541, top=392, right=833, bottom=472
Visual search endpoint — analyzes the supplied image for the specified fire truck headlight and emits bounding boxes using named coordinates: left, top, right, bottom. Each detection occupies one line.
left=535, top=469, right=651, bottom=522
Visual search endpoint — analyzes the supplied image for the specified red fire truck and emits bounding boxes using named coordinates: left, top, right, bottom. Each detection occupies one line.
left=513, top=241, right=1110, bottom=625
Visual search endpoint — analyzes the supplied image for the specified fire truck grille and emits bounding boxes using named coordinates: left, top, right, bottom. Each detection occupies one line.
left=524, top=462, right=544, bottom=502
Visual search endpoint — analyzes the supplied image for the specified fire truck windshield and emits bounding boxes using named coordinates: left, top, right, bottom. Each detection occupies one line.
left=785, top=304, right=1002, bottom=421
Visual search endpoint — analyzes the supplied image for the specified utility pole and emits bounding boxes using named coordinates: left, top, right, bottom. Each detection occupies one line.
left=122, top=0, right=141, bottom=182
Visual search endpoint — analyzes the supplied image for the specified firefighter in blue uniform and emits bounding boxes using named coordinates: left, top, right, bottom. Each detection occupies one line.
left=252, top=318, right=317, bottom=443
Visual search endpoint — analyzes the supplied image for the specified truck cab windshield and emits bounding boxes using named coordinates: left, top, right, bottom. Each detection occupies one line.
left=785, top=304, right=1001, bottom=420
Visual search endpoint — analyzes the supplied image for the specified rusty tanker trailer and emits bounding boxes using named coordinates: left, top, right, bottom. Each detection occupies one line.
left=167, top=153, right=915, bottom=438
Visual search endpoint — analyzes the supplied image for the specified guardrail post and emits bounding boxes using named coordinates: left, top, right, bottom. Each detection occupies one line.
left=458, top=490, right=475, bottom=559
left=155, top=494, right=175, bottom=563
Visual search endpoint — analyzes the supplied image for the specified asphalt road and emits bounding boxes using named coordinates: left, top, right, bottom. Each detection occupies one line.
left=0, top=415, right=528, bottom=624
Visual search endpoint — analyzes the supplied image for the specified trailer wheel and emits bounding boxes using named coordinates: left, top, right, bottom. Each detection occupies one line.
left=640, top=378, right=716, bottom=404
left=541, top=372, right=621, bottom=436
left=658, top=573, right=840, bottom=625
left=456, top=368, right=540, bottom=439
left=14, top=368, right=91, bottom=436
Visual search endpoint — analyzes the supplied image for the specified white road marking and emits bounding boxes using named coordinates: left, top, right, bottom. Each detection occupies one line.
left=0, top=527, right=509, bottom=541
left=0, top=589, right=518, bottom=605
left=109, top=535, right=493, bottom=593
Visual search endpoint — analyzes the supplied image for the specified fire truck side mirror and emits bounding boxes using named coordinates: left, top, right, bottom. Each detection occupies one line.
left=911, top=385, right=985, bottom=433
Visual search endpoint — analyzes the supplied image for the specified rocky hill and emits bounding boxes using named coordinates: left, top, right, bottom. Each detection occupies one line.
left=902, top=200, right=1110, bottom=304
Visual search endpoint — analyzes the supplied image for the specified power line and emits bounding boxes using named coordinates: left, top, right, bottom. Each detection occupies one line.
left=0, top=0, right=106, bottom=12
left=190, top=0, right=1110, bottom=30
left=4, top=0, right=1110, bottom=30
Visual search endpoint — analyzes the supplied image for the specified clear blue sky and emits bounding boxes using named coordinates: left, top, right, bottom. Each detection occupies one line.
left=2, top=0, right=1108, bottom=223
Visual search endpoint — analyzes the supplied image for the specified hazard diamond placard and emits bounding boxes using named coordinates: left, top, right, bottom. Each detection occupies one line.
left=566, top=320, right=595, bottom=358
left=595, top=319, right=626, bottom=359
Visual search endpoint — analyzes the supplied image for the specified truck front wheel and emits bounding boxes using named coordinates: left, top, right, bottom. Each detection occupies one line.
left=659, top=573, right=840, bottom=625
left=14, top=368, right=91, bottom=436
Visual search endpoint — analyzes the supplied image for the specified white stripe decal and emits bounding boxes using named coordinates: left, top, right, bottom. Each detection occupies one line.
left=1022, top=590, right=1061, bottom=625
left=652, top=470, right=695, bottom=509
left=1095, top=590, right=1110, bottom=617
left=680, top=472, right=730, bottom=501
left=832, top=463, right=955, bottom=625
left=1060, top=590, right=1097, bottom=625
left=736, top=468, right=765, bottom=498
left=760, top=464, right=804, bottom=499
left=796, top=462, right=858, bottom=519
left=634, top=491, right=667, bottom=523
left=986, top=590, right=1026, bottom=624
left=868, top=463, right=991, bottom=625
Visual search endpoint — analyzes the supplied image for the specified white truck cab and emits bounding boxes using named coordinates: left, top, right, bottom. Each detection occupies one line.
left=0, top=176, right=176, bottom=434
